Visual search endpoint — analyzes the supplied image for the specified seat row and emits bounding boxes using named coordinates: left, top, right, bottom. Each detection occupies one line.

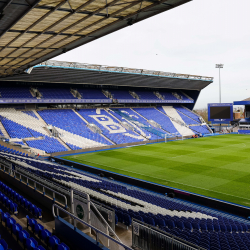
left=0, top=192, right=18, bottom=215
left=0, top=236, right=11, bottom=250
left=1, top=210, right=45, bottom=250
left=0, top=181, right=42, bottom=219
left=26, top=215, right=69, bottom=250
left=4, top=151, right=250, bottom=250
left=0, top=210, right=70, bottom=250
left=0, top=146, right=27, bottom=157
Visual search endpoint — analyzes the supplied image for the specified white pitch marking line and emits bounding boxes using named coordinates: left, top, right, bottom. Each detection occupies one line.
left=78, top=159, right=250, bottom=202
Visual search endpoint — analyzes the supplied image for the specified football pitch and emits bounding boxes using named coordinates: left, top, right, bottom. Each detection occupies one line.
left=62, top=134, right=250, bottom=207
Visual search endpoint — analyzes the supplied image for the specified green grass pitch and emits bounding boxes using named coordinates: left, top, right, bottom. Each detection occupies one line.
left=62, top=134, right=250, bottom=207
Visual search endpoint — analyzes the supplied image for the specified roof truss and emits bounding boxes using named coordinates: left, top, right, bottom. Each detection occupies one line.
left=0, top=0, right=192, bottom=77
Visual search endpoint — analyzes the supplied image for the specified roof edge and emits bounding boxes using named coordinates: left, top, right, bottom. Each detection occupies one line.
left=31, top=60, right=214, bottom=82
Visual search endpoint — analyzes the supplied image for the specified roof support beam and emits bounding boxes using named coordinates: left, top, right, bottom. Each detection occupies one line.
left=0, top=0, right=98, bottom=66
left=34, top=0, right=171, bottom=12
left=5, top=0, right=123, bottom=68
left=0, top=0, right=13, bottom=15
left=39, top=0, right=171, bottom=58
left=8, top=0, right=145, bottom=69
left=0, top=0, right=191, bottom=76
left=0, top=45, right=62, bottom=49
left=33, top=0, right=124, bottom=48
left=8, top=29, right=84, bottom=37
left=1, top=56, right=37, bottom=59
left=0, top=0, right=67, bottom=55
left=0, top=0, right=42, bottom=38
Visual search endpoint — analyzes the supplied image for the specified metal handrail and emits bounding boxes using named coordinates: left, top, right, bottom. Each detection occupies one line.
left=52, top=204, right=132, bottom=250
left=0, top=160, right=68, bottom=208
left=90, top=200, right=121, bottom=243
left=71, top=187, right=120, bottom=242
left=132, top=219, right=205, bottom=250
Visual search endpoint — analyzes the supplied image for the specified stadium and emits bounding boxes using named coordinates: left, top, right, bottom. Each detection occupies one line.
left=0, top=0, right=249, bottom=250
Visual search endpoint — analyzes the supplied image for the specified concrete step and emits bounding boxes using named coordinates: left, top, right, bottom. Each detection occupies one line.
left=72, top=109, right=89, bottom=124
left=0, top=121, right=10, bottom=138
left=58, top=137, right=71, bottom=151
left=33, top=110, right=48, bottom=126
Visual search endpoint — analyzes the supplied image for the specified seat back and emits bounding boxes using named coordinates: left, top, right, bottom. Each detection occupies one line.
left=41, top=229, right=51, bottom=242
left=36, top=246, right=46, bottom=250
left=19, top=229, right=30, bottom=242
left=27, top=237, right=38, bottom=248
left=34, top=223, right=44, bottom=235
left=57, top=243, right=70, bottom=250
left=0, top=239, right=8, bottom=250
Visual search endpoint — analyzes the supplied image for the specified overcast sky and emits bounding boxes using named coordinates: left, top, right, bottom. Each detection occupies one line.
left=55, top=0, right=250, bottom=109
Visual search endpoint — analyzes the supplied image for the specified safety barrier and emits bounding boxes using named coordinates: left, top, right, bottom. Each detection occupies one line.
left=0, top=160, right=68, bottom=208
left=52, top=204, right=132, bottom=250
left=132, top=219, right=206, bottom=250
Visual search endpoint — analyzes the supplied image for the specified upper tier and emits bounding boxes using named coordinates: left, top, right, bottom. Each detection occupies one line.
left=0, top=85, right=194, bottom=104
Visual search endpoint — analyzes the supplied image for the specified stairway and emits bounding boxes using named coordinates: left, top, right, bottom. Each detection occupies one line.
left=154, top=91, right=164, bottom=100
left=30, top=87, right=42, bottom=99
left=180, top=91, right=193, bottom=101
left=33, top=110, right=48, bottom=125
left=73, top=109, right=89, bottom=124
left=71, top=89, right=82, bottom=99
left=58, top=137, right=71, bottom=150
left=0, top=120, right=10, bottom=138
left=33, top=110, right=70, bottom=150
left=129, top=91, right=140, bottom=100
left=102, top=89, right=113, bottom=99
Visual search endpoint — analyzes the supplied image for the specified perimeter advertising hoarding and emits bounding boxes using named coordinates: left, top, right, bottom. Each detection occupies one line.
left=208, top=103, right=233, bottom=123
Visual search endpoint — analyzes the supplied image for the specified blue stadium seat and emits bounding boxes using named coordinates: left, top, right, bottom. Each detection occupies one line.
left=26, top=237, right=38, bottom=250
left=57, top=243, right=70, bottom=250
left=41, top=229, right=52, bottom=245
left=18, top=230, right=30, bottom=245
left=12, top=223, right=22, bottom=238
left=48, top=235, right=60, bottom=249
left=26, top=215, right=37, bottom=232
left=0, top=239, right=9, bottom=250
left=34, top=223, right=44, bottom=237
left=35, top=246, right=46, bottom=250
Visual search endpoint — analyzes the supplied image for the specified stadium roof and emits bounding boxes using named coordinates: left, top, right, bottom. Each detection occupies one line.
left=0, top=60, right=213, bottom=90
left=234, top=97, right=250, bottom=106
left=0, top=0, right=192, bottom=77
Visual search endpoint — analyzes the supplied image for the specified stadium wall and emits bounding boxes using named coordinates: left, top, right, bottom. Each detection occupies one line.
left=55, top=217, right=109, bottom=250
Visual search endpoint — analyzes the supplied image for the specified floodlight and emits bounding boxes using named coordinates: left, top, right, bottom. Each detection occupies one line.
left=215, top=64, right=224, bottom=103
left=215, top=64, right=224, bottom=68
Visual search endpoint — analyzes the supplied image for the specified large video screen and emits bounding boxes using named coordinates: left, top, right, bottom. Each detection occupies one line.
left=208, top=103, right=233, bottom=123
left=210, top=106, right=231, bottom=119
